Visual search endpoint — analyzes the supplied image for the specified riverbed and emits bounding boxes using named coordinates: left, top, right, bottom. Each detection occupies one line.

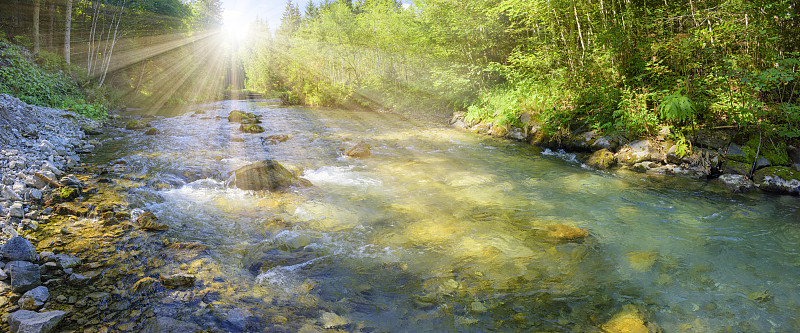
left=68, top=100, right=800, bottom=331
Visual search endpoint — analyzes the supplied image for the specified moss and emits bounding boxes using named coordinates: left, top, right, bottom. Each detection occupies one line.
left=737, top=136, right=790, bottom=165
left=58, top=187, right=79, bottom=201
left=144, top=128, right=159, bottom=135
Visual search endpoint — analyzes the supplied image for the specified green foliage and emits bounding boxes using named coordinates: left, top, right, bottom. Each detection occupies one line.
left=658, top=91, right=696, bottom=124
left=0, top=41, right=108, bottom=120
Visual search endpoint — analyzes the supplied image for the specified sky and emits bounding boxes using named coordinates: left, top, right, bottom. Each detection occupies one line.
left=221, top=0, right=412, bottom=32
left=221, top=0, right=316, bottom=31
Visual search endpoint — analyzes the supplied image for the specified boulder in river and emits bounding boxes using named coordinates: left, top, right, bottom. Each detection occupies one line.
left=228, top=110, right=260, bottom=123
left=2, top=236, right=38, bottom=262
left=585, top=149, right=616, bottom=170
left=125, top=120, right=148, bottom=130
left=144, top=128, right=160, bottom=135
left=239, top=124, right=265, bottom=134
left=232, top=160, right=296, bottom=191
left=7, top=310, right=65, bottom=333
left=346, top=141, right=371, bottom=158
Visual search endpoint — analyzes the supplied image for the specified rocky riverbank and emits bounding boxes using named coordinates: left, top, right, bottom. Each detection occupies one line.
left=451, top=113, right=800, bottom=196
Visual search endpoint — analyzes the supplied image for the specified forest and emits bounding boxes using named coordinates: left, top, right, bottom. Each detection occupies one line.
left=0, top=0, right=225, bottom=115
left=1, top=0, right=799, bottom=150
left=241, top=0, right=799, bottom=153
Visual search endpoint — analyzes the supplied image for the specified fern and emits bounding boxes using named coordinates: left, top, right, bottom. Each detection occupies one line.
left=658, top=91, right=696, bottom=124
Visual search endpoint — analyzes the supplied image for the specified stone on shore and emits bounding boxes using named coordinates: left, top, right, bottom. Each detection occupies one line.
left=232, top=160, right=295, bottom=191
left=717, top=174, right=755, bottom=193
left=615, top=140, right=654, bottom=165
left=753, top=166, right=800, bottom=195
left=8, top=261, right=41, bottom=293
left=18, top=286, right=49, bottom=310
left=2, top=236, right=39, bottom=262
left=7, top=310, right=66, bottom=333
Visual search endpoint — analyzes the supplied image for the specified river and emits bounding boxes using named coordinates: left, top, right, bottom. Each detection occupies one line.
left=73, top=100, right=800, bottom=332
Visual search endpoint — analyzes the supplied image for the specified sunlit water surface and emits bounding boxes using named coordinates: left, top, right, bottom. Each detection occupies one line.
left=89, top=101, right=800, bottom=332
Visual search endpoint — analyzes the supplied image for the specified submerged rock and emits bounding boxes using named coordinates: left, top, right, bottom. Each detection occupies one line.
left=132, top=277, right=160, bottom=293
left=2, top=236, right=38, bottom=262
left=346, top=141, right=371, bottom=158
left=542, top=224, right=589, bottom=242
left=142, top=316, right=201, bottom=333
left=136, top=211, right=168, bottom=231
left=626, top=251, right=658, bottom=272
left=160, top=273, right=195, bottom=289
left=7, top=310, right=65, bottom=333
left=601, top=304, right=661, bottom=333
left=232, top=160, right=296, bottom=191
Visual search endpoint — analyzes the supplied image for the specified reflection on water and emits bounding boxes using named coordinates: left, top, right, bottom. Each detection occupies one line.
left=84, top=100, right=800, bottom=332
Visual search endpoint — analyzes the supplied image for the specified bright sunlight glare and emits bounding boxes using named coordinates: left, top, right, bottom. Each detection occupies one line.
left=222, top=10, right=249, bottom=41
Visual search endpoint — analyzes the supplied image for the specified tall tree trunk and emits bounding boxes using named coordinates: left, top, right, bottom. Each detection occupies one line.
left=33, top=0, right=40, bottom=55
left=49, top=0, right=55, bottom=48
left=64, top=0, right=72, bottom=64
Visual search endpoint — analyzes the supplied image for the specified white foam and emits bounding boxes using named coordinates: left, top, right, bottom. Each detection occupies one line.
left=302, top=166, right=381, bottom=187
left=542, top=148, right=579, bottom=164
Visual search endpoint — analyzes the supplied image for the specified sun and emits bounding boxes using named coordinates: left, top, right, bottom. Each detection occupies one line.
left=222, top=10, right=249, bottom=42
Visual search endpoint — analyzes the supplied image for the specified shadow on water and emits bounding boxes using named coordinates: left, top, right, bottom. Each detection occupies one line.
left=38, top=100, right=800, bottom=332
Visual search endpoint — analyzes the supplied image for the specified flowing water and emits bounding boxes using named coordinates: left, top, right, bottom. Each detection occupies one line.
left=80, top=100, right=800, bottom=332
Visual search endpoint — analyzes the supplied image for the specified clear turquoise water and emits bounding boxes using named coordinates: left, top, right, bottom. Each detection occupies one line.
left=93, top=100, right=800, bottom=332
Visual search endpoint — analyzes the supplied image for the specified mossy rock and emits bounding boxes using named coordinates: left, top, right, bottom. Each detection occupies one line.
left=732, top=136, right=790, bottom=166
left=585, top=149, right=616, bottom=170
left=228, top=110, right=260, bottom=123
left=239, top=124, right=265, bottom=134
left=125, top=120, right=148, bottom=130
left=56, top=186, right=79, bottom=202
left=144, top=128, right=160, bottom=135
left=753, top=166, right=800, bottom=195
left=723, top=159, right=752, bottom=176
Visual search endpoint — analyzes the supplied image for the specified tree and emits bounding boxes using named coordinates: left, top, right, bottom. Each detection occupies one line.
left=278, top=0, right=301, bottom=38
left=64, top=0, right=72, bottom=64
left=30, top=0, right=40, bottom=55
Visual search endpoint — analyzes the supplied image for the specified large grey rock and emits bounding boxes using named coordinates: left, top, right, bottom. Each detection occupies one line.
left=18, top=286, right=49, bottom=310
left=615, top=140, right=654, bottom=165
left=7, top=310, right=65, bottom=333
left=9, top=201, right=25, bottom=218
left=232, top=160, right=295, bottom=191
left=53, top=254, right=81, bottom=269
left=2, top=185, right=23, bottom=201
left=7, top=261, right=41, bottom=293
left=142, top=316, right=201, bottom=333
left=2, top=236, right=38, bottom=262
left=717, top=174, right=755, bottom=193
left=753, top=166, right=800, bottom=195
